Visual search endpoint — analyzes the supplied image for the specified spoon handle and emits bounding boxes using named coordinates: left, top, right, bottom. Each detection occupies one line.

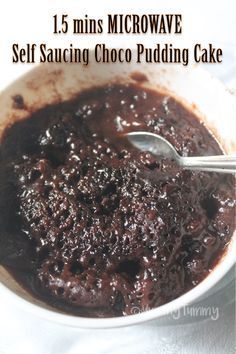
left=181, top=155, right=236, bottom=173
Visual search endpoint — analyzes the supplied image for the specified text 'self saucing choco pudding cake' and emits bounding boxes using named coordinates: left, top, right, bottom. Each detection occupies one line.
left=0, top=83, right=235, bottom=318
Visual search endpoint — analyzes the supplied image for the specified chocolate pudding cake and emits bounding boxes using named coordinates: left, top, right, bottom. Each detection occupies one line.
left=0, top=84, right=235, bottom=317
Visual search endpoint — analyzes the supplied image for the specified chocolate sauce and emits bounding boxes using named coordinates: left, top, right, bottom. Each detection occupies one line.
left=0, top=84, right=235, bottom=317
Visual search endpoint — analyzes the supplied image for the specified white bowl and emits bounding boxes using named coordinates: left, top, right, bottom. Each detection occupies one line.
left=0, top=57, right=235, bottom=328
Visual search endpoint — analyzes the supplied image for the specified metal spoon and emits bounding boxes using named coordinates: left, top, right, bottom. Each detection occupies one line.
left=126, top=131, right=236, bottom=173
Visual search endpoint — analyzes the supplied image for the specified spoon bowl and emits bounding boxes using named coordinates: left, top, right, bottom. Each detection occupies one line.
left=126, top=131, right=236, bottom=173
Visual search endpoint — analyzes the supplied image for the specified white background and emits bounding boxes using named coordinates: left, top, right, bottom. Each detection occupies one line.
left=0, top=1, right=235, bottom=353
left=1, top=0, right=236, bottom=90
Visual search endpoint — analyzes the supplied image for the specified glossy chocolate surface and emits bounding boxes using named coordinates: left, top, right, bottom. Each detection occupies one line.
left=0, top=84, right=235, bottom=317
